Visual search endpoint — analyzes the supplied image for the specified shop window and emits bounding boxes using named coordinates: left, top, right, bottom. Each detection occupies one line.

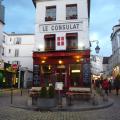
left=41, top=65, right=53, bottom=86
left=45, top=6, right=56, bottom=21
left=66, top=4, right=77, bottom=20
left=66, top=33, right=78, bottom=50
left=44, top=34, right=55, bottom=51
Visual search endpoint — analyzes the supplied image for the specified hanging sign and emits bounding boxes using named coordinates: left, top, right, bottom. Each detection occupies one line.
left=55, top=82, right=63, bottom=90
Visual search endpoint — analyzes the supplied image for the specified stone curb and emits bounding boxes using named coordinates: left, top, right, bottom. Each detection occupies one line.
left=10, top=98, right=114, bottom=112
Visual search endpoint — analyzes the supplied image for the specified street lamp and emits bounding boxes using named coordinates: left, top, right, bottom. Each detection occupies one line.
left=90, top=40, right=100, bottom=54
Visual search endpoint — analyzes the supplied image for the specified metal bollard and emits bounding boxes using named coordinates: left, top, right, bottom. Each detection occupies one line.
left=11, top=88, right=13, bottom=104
left=20, top=88, right=22, bottom=96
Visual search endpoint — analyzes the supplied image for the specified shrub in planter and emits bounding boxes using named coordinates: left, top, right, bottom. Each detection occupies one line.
left=40, top=86, right=48, bottom=98
left=48, top=86, right=55, bottom=98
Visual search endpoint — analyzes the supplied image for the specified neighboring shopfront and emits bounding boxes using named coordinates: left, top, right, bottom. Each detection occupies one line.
left=0, top=62, right=18, bottom=88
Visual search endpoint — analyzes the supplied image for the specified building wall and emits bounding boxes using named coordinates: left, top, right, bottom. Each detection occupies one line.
left=35, top=0, right=89, bottom=51
left=0, top=2, right=5, bottom=61
left=111, top=21, right=120, bottom=77
left=3, top=33, right=35, bottom=70
left=0, top=17, right=4, bottom=61
left=91, top=55, right=103, bottom=75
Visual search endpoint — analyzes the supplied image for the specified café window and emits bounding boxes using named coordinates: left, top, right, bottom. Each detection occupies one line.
left=66, top=4, right=77, bottom=20
left=45, top=6, right=56, bottom=21
left=66, top=33, right=78, bottom=50
left=41, top=65, right=53, bottom=86
left=70, top=64, right=81, bottom=86
left=44, top=34, right=55, bottom=51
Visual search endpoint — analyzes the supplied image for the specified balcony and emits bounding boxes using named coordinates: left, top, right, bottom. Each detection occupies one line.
left=45, top=16, right=56, bottom=21
left=66, top=14, right=77, bottom=20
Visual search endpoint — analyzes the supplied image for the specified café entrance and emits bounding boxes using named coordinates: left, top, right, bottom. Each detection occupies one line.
left=33, top=50, right=91, bottom=89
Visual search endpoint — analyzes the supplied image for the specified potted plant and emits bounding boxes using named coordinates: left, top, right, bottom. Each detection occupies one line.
left=37, top=86, right=57, bottom=108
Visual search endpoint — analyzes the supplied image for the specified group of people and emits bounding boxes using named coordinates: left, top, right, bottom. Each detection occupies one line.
left=93, top=76, right=120, bottom=96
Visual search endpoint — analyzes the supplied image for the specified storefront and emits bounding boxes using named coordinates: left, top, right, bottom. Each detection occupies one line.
left=33, top=50, right=91, bottom=89
left=0, top=62, right=18, bottom=88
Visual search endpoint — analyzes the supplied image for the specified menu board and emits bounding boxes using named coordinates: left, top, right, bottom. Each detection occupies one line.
left=33, top=65, right=40, bottom=86
left=83, top=63, right=91, bottom=87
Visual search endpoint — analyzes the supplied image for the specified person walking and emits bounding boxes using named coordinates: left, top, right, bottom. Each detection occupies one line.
left=102, top=79, right=109, bottom=96
left=114, top=75, right=120, bottom=95
left=108, top=80, right=112, bottom=93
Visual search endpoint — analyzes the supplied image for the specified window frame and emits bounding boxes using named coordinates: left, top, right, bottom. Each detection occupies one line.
left=66, top=33, right=78, bottom=50
left=45, top=6, right=56, bottom=21
left=44, top=34, right=55, bottom=51
left=14, top=49, right=19, bottom=57
left=66, top=4, right=78, bottom=20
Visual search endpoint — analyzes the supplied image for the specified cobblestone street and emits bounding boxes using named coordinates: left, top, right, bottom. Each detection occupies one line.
left=0, top=89, right=120, bottom=120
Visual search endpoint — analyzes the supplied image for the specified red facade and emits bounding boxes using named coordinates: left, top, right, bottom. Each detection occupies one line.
left=33, top=50, right=91, bottom=89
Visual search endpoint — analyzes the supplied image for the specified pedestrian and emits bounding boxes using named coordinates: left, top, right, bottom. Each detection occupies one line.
left=102, top=78, right=109, bottom=96
left=114, top=75, right=120, bottom=95
left=108, top=80, right=112, bottom=93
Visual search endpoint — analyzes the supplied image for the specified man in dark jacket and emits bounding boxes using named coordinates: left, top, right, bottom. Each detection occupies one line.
left=114, top=75, right=120, bottom=95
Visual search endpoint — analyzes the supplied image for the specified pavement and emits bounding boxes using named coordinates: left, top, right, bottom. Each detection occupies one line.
left=0, top=88, right=114, bottom=111
left=0, top=89, right=120, bottom=120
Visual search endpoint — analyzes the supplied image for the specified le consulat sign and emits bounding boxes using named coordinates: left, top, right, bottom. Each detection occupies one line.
left=39, top=22, right=83, bottom=33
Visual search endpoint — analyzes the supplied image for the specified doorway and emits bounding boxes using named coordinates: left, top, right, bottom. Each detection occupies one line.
left=56, top=65, right=67, bottom=87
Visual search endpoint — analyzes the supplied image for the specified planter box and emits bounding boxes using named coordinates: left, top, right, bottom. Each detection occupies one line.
left=37, top=98, right=57, bottom=108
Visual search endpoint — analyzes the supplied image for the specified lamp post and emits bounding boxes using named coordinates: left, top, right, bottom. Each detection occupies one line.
left=90, top=40, right=100, bottom=54
left=18, top=65, right=21, bottom=89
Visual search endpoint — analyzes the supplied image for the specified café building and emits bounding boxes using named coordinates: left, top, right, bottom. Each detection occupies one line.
left=32, top=0, right=91, bottom=90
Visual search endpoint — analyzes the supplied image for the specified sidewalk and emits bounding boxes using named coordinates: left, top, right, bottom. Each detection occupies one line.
left=10, top=89, right=114, bottom=111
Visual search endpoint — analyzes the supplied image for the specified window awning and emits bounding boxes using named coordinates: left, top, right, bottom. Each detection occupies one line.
left=66, top=33, right=77, bottom=37
left=44, top=34, right=55, bottom=39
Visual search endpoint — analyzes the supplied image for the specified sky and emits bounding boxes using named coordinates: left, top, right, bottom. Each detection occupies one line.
left=2, top=0, right=120, bottom=56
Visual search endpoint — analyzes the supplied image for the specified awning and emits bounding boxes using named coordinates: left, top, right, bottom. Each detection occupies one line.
left=44, top=34, right=55, bottom=39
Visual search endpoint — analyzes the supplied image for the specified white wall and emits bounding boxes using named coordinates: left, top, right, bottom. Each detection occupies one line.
left=0, top=22, right=4, bottom=60
left=3, top=33, right=35, bottom=70
left=91, top=55, right=103, bottom=75
left=35, top=0, right=89, bottom=51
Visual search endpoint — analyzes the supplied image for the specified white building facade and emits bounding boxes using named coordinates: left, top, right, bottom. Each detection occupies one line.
left=2, top=33, right=35, bottom=88
left=91, top=55, right=103, bottom=76
left=33, top=0, right=91, bottom=89
left=34, top=0, right=90, bottom=51
left=111, top=20, right=120, bottom=78
left=0, top=1, right=5, bottom=61
left=3, top=33, right=34, bottom=70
